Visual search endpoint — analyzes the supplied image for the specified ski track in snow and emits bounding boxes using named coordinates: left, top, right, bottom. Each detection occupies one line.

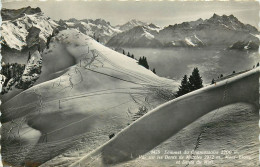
left=70, top=68, right=259, bottom=167
left=1, top=29, right=176, bottom=166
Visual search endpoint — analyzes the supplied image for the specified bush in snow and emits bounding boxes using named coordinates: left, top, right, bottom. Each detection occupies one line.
left=109, top=133, right=115, bottom=139
left=133, top=106, right=148, bottom=121
left=152, top=68, right=156, bottom=74
left=211, top=79, right=216, bottom=84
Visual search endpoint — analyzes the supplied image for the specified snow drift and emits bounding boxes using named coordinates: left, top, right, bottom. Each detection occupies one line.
left=70, top=68, right=259, bottom=167
left=1, top=29, right=177, bottom=166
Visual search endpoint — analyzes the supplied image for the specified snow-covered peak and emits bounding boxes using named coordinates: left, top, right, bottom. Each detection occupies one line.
left=147, top=23, right=162, bottom=32
left=148, top=23, right=159, bottom=29
left=129, top=19, right=145, bottom=25
left=1, top=12, right=58, bottom=51
left=106, top=24, right=162, bottom=47
left=58, top=18, right=121, bottom=44
left=206, top=14, right=258, bottom=32
left=118, top=19, right=148, bottom=31
left=152, top=14, right=259, bottom=49
left=66, top=18, right=112, bottom=27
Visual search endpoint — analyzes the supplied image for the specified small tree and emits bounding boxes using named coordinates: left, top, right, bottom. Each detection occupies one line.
left=176, top=75, right=190, bottom=97
left=143, top=57, right=149, bottom=69
left=188, top=68, right=203, bottom=91
left=138, top=57, right=142, bottom=65
left=152, top=68, right=156, bottom=74
left=123, top=50, right=125, bottom=55
left=211, top=79, right=215, bottom=84
left=138, top=56, right=149, bottom=69
left=233, top=71, right=236, bottom=74
left=127, top=52, right=131, bottom=57
left=257, top=62, right=259, bottom=67
left=220, top=74, right=223, bottom=78
left=131, top=54, right=134, bottom=59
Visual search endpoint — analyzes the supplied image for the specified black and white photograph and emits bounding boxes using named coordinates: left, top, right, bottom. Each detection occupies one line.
left=0, top=0, right=259, bottom=166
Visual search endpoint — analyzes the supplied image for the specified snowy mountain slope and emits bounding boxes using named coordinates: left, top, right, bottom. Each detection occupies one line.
left=70, top=68, right=259, bottom=167
left=122, top=102, right=258, bottom=167
left=107, top=25, right=162, bottom=48
left=105, top=103, right=258, bottom=167
left=158, top=14, right=259, bottom=49
left=107, top=14, right=259, bottom=50
left=117, top=19, right=148, bottom=31
left=1, top=29, right=177, bottom=166
left=1, top=7, right=58, bottom=51
left=57, top=18, right=122, bottom=44
left=35, top=29, right=173, bottom=85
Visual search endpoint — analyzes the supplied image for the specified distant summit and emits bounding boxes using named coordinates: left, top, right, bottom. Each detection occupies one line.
left=205, top=14, right=258, bottom=32
left=1, top=6, right=57, bottom=52
left=107, top=24, right=162, bottom=48
left=2, top=6, right=42, bottom=21
left=162, top=14, right=258, bottom=33
left=117, top=19, right=148, bottom=31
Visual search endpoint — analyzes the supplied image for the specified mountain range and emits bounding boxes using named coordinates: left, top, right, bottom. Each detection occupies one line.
left=56, top=18, right=155, bottom=44
left=56, top=18, right=121, bottom=44
left=107, top=14, right=259, bottom=50
left=1, top=6, right=259, bottom=62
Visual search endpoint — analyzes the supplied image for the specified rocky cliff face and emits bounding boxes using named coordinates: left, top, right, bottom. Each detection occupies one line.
left=1, top=7, right=58, bottom=51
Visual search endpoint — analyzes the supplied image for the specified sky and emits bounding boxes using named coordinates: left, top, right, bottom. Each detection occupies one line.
left=2, top=0, right=259, bottom=28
